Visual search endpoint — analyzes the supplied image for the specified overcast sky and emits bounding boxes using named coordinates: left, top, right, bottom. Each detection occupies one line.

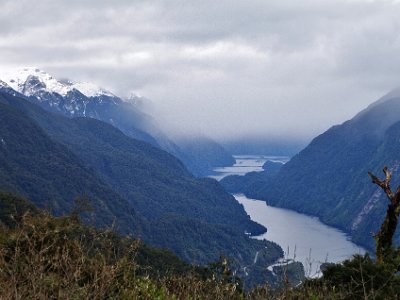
left=1, top=0, right=400, bottom=142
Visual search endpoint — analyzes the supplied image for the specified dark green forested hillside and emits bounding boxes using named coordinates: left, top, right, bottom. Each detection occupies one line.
left=0, top=191, right=189, bottom=277
left=0, top=101, right=139, bottom=233
left=262, top=160, right=284, bottom=172
left=0, top=72, right=235, bottom=177
left=0, top=91, right=282, bottom=284
left=0, top=92, right=264, bottom=234
left=174, top=136, right=235, bottom=177
left=0, top=192, right=218, bottom=299
left=221, top=95, right=400, bottom=251
left=2, top=192, right=399, bottom=299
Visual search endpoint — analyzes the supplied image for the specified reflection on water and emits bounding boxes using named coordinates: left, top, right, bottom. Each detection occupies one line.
left=210, top=155, right=365, bottom=276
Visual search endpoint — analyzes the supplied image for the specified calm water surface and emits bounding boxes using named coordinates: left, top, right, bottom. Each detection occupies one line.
left=212, top=155, right=365, bottom=276
left=209, top=155, right=289, bottom=181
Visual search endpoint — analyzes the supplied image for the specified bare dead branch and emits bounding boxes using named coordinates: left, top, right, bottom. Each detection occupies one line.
left=368, top=166, right=400, bottom=263
left=368, top=166, right=396, bottom=201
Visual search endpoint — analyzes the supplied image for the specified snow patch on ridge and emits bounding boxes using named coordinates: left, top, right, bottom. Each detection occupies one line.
left=0, top=67, right=70, bottom=96
left=0, top=67, right=115, bottom=98
left=70, top=81, right=115, bottom=98
left=0, top=80, right=11, bottom=89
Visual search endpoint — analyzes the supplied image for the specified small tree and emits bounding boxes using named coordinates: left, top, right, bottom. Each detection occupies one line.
left=368, top=166, right=400, bottom=264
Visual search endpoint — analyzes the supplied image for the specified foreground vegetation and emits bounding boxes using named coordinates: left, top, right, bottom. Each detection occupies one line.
left=1, top=189, right=400, bottom=299
left=0, top=192, right=236, bottom=299
left=0, top=92, right=279, bottom=270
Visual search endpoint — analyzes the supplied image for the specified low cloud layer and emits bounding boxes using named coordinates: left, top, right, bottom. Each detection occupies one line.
left=1, top=0, right=400, bottom=141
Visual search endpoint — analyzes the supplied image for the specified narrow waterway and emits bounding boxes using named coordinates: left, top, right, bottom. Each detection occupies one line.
left=209, top=155, right=289, bottom=181
left=212, top=155, right=365, bottom=276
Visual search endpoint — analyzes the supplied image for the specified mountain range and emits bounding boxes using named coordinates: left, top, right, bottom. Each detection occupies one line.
left=221, top=89, right=400, bottom=251
left=0, top=67, right=233, bottom=176
left=0, top=78, right=286, bottom=286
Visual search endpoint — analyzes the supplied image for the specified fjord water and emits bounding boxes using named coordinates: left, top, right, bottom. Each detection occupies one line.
left=212, top=155, right=365, bottom=276
left=209, top=155, right=290, bottom=181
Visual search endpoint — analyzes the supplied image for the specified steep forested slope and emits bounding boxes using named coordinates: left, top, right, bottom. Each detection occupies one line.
left=0, top=101, right=138, bottom=233
left=174, top=136, right=235, bottom=177
left=0, top=69, right=234, bottom=176
left=0, top=91, right=282, bottom=271
left=221, top=92, right=400, bottom=250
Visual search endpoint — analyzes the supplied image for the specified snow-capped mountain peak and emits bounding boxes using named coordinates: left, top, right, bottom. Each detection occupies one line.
left=0, top=67, right=115, bottom=98
left=0, top=67, right=69, bottom=96
left=69, top=81, right=115, bottom=98
left=0, top=79, right=11, bottom=89
left=0, top=67, right=125, bottom=118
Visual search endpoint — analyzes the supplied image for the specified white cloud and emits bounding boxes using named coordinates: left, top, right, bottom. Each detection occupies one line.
left=1, top=0, right=400, bottom=141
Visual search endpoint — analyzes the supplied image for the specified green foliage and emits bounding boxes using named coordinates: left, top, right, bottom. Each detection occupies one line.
left=273, top=261, right=305, bottom=287
left=221, top=99, right=400, bottom=252
left=221, top=170, right=275, bottom=195
left=142, top=214, right=282, bottom=266
left=0, top=99, right=139, bottom=234
left=0, top=191, right=38, bottom=227
left=312, top=254, right=400, bottom=299
left=0, top=92, right=282, bottom=285
left=1, top=193, right=400, bottom=299
left=262, top=160, right=284, bottom=173
left=0, top=194, right=243, bottom=299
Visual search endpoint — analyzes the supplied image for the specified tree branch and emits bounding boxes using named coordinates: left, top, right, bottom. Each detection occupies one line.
left=368, top=166, right=400, bottom=263
left=368, top=166, right=395, bottom=201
